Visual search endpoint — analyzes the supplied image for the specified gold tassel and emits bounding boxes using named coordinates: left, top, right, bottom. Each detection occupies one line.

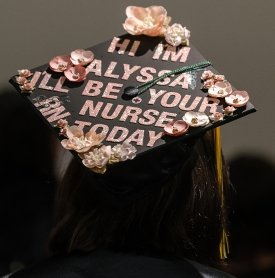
left=214, top=127, right=229, bottom=259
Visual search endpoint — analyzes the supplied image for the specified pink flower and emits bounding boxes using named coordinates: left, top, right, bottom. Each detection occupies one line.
left=82, top=146, right=112, bottom=174
left=20, top=82, right=35, bottom=93
left=208, top=81, right=232, bottom=98
left=214, top=74, right=225, bottom=82
left=165, top=23, right=190, bottom=46
left=223, top=106, right=236, bottom=116
left=123, top=6, right=171, bottom=36
left=225, top=90, right=249, bottom=107
left=49, top=55, right=73, bottom=72
left=64, top=65, right=87, bottom=82
left=17, top=69, right=32, bottom=78
left=209, top=112, right=224, bottom=122
left=111, top=142, right=137, bottom=162
left=61, top=125, right=105, bottom=153
left=163, top=120, right=189, bottom=136
left=201, top=70, right=214, bottom=80
left=202, top=78, right=215, bottom=89
left=16, top=76, right=28, bottom=85
left=70, top=49, right=94, bottom=66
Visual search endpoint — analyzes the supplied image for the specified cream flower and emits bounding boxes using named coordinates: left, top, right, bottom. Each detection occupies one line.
left=165, top=23, right=190, bottom=46
left=82, top=145, right=112, bottom=174
left=111, top=142, right=137, bottom=162
left=225, top=90, right=249, bottom=107
left=163, top=120, right=189, bottom=136
left=70, top=49, right=94, bottom=66
left=182, top=111, right=210, bottom=127
left=61, top=126, right=105, bottom=153
left=123, top=6, right=170, bottom=36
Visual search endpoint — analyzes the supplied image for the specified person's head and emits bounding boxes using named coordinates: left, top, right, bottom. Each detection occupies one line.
left=49, top=130, right=230, bottom=263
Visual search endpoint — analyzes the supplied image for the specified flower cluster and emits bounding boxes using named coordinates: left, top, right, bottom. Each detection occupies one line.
left=49, top=49, right=94, bottom=82
left=16, top=69, right=35, bottom=93
left=123, top=6, right=190, bottom=46
left=201, top=69, right=249, bottom=108
left=56, top=121, right=137, bottom=174
left=201, top=70, right=225, bottom=89
left=163, top=70, right=250, bottom=136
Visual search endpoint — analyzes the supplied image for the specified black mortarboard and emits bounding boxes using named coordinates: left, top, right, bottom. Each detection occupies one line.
left=9, top=5, right=255, bottom=191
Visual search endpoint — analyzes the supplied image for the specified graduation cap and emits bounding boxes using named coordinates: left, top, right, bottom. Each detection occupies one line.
left=9, top=4, right=255, bottom=180
left=10, top=5, right=255, bottom=259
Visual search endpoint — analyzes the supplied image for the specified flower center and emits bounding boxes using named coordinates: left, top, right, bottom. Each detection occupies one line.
left=142, top=16, right=155, bottom=28
left=191, top=117, right=198, bottom=124
left=172, top=125, right=178, bottom=133
left=58, top=64, right=67, bottom=71
left=72, top=73, right=80, bottom=80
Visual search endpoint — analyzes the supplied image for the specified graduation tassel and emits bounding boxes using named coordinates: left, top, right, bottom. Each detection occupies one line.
left=214, top=127, right=229, bottom=260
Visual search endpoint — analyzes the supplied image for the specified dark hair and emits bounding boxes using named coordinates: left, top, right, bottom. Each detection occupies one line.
left=49, top=131, right=230, bottom=264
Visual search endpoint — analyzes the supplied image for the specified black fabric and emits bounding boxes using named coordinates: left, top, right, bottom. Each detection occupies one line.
left=10, top=250, right=204, bottom=278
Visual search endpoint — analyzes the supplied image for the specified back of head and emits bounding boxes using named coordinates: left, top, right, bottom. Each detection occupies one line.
left=49, top=131, right=229, bottom=264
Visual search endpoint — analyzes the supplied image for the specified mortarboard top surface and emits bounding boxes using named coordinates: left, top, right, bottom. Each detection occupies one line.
left=9, top=14, right=256, bottom=167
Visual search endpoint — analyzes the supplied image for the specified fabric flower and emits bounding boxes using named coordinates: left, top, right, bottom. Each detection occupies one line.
left=17, top=69, right=32, bottom=78
left=111, top=142, right=137, bottom=162
left=61, top=125, right=105, bottom=153
left=208, top=81, right=232, bottom=98
left=225, top=90, right=249, bottom=107
left=182, top=111, right=210, bottom=127
left=163, top=120, right=189, bottom=136
left=223, top=106, right=236, bottom=116
left=70, top=49, right=94, bottom=66
left=56, top=119, right=69, bottom=136
left=165, top=23, right=190, bottom=46
left=202, top=78, right=215, bottom=89
left=49, top=55, right=73, bottom=72
left=82, top=145, right=112, bottom=174
left=201, top=70, right=214, bottom=81
left=20, top=82, right=35, bottom=93
left=209, top=112, right=224, bottom=122
left=64, top=65, right=87, bottom=82
left=214, top=74, right=225, bottom=82
left=123, top=5, right=170, bottom=36
left=16, top=76, right=28, bottom=85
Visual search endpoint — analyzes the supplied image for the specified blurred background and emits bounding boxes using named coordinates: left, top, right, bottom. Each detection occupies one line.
left=0, top=0, right=274, bottom=277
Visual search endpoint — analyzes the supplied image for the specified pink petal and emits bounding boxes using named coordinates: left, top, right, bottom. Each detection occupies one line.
left=126, top=6, right=147, bottom=20
left=123, top=18, right=140, bottom=35
left=147, top=6, right=167, bottom=19
left=61, top=139, right=69, bottom=149
left=66, top=125, right=84, bottom=139
left=70, top=49, right=94, bottom=66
